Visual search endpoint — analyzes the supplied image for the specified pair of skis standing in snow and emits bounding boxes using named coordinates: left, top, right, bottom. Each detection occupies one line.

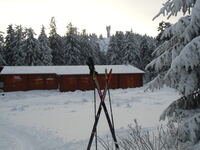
left=86, top=57, right=119, bottom=150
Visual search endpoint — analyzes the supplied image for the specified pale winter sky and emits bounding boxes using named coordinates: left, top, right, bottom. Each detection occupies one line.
left=0, top=0, right=178, bottom=37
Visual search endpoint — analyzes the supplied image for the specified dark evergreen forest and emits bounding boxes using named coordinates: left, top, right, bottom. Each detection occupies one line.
left=0, top=17, right=158, bottom=72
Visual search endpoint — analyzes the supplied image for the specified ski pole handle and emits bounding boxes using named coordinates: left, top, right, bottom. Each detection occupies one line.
left=105, top=68, right=108, bottom=80
left=108, top=69, right=112, bottom=82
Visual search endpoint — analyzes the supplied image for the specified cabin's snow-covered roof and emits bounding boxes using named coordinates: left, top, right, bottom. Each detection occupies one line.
left=0, top=65, right=144, bottom=75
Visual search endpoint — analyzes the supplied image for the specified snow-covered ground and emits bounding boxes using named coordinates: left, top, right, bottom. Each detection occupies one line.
left=0, top=87, right=180, bottom=150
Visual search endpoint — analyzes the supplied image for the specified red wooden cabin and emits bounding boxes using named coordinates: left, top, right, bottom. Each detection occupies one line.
left=0, top=65, right=144, bottom=92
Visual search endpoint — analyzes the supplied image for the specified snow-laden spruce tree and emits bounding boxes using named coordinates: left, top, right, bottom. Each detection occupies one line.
left=121, top=31, right=140, bottom=67
left=4, top=24, right=15, bottom=65
left=107, top=31, right=124, bottom=65
left=49, top=17, right=65, bottom=65
left=38, top=26, right=52, bottom=65
left=107, top=31, right=156, bottom=70
left=146, top=0, right=200, bottom=147
left=12, top=25, right=26, bottom=66
left=23, top=28, right=42, bottom=66
left=0, top=31, right=5, bottom=65
left=64, top=23, right=81, bottom=65
left=140, top=35, right=157, bottom=70
left=146, top=0, right=200, bottom=96
left=107, top=35, right=119, bottom=64
left=88, top=33, right=102, bottom=65
left=79, top=30, right=93, bottom=64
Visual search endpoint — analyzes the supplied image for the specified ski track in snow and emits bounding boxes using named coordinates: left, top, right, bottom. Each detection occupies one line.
left=0, top=87, right=180, bottom=150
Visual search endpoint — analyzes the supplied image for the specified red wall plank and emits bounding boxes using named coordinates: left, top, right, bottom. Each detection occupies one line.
left=78, top=75, right=93, bottom=90
left=3, top=74, right=28, bottom=91
left=59, top=75, right=78, bottom=92
left=2, top=73, right=143, bottom=92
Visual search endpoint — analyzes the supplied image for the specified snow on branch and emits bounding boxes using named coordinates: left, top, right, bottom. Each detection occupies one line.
left=146, top=36, right=185, bottom=72
left=182, top=0, right=200, bottom=41
left=151, top=16, right=190, bottom=62
left=179, top=112, right=200, bottom=144
left=164, top=68, right=199, bottom=95
left=145, top=73, right=166, bottom=92
left=153, top=0, right=195, bottom=20
left=161, top=16, right=191, bottom=40
left=152, top=39, right=174, bottom=57
left=145, top=50, right=172, bottom=72
left=148, top=0, right=200, bottom=148
left=147, top=14, right=200, bottom=95
left=171, top=35, right=200, bottom=72
left=160, top=88, right=200, bottom=121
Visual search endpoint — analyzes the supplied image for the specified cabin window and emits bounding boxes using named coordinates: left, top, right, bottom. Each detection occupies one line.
left=13, top=75, right=22, bottom=80
left=33, top=78, right=43, bottom=86
left=0, top=75, right=3, bottom=88
left=9, top=75, right=23, bottom=88
left=46, top=78, right=54, bottom=81
left=46, top=78, right=56, bottom=85
left=0, top=82, right=3, bottom=88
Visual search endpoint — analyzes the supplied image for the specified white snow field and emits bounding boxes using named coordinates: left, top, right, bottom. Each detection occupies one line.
left=0, top=87, right=180, bottom=150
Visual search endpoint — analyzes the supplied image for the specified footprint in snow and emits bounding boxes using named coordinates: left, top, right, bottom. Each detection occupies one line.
left=153, top=102, right=162, bottom=105
left=116, top=103, right=121, bottom=107
left=70, top=110, right=76, bottom=113
left=126, top=103, right=132, bottom=108
left=82, top=98, right=88, bottom=103
left=11, top=107, right=17, bottom=111
left=11, top=105, right=29, bottom=111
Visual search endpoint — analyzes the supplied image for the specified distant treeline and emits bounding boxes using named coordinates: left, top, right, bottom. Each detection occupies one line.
left=0, top=17, right=158, bottom=71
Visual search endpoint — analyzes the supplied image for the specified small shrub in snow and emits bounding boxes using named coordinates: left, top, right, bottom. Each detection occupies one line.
left=99, top=119, right=189, bottom=150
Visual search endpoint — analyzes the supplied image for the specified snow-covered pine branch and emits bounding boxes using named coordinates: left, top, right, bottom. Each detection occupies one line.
left=178, top=112, right=200, bottom=144
left=171, top=36, right=200, bottom=71
left=0, top=32, right=5, bottom=65
left=160, top=88, right=200, bottom=121
left=182, top=1, right=200, bottom=41
left=153, top=0, right=195, bottom=20
left=147, top=0, right=200, bottom=96
left=146, top=0, right=200, bottom=148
